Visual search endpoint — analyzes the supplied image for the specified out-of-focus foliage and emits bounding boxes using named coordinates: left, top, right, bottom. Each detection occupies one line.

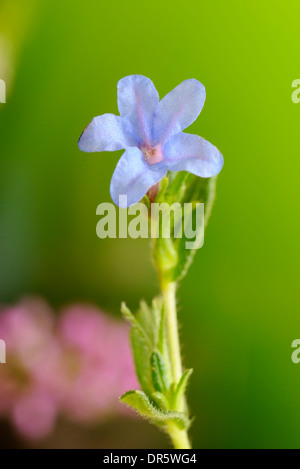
left=0, top=0, right=38, bottom=90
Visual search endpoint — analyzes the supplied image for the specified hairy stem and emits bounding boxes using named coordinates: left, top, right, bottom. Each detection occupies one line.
left=167, top=422, right=191, bottom=450
left=163, top=282, right=182, bottom=387
left=162, top=281, right=191, bottom=449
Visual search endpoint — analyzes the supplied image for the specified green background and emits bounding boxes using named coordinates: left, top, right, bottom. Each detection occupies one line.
left=0, top=0, right=300, bottom=448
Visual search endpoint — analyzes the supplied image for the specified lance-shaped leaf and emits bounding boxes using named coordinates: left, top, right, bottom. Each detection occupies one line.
left=150, top=351, right=169, bottom=393
left=171, top=368, right=193, bottom=411
left=172, top=174, right=217, bottom=281
left=121, top=302, right=153, bottom=395
left=120, top=390, right=189, bottom=430
left=121, top=299, right=171, bottom=397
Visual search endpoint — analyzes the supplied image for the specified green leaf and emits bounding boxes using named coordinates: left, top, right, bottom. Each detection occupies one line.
left=137, top=299, right=161, bottom=347
left=152, top=172, right=217, bottom=283
left=120, top=390, right=189, bottom=430
left=121, top=302, right=152, bottom=395
left=151, top=391, right=169, bottom=410
left=171, top=368, right=193, bottom=410
left=173, top=175, right=216, bottom=281
left=121, top=302, right=151, bottom=346
left=121, top=298, right=171, bottom=397
left=120, top=390, right=161, bottom=420
left=150, top=351, right=169, bottom=393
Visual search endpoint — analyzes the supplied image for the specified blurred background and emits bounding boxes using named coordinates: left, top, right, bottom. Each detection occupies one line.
left=0, top=0, right=300, bottom=449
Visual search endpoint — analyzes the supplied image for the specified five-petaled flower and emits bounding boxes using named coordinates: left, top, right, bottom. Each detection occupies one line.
left=78, top=75, right=223, bottom=208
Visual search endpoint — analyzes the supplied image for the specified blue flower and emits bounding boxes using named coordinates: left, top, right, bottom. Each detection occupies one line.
left=79, top=75, right=223, bottom=208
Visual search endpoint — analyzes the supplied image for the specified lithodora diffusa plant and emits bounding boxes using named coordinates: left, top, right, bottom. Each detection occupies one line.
left=79, top=75, right=223, bottom=449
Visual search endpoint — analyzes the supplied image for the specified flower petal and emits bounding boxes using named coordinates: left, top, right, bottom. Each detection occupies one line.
left=153, top=79, right=206, bottom=144
left=117, top=75, right=159, bottom=147
left=163, top=133, right=223, bottom=178
left=110, top=147, right=166, bottom=207
left=78, top=114, right=130, bottom=152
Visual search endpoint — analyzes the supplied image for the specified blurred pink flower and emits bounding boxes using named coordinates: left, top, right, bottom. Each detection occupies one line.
left=0, top=298, right=61, bottom=439
left=57, top=304, right=139, bottom=422
left=12, top=390, right=57, bottom=440
left=0, top=298, right=138, bottom=440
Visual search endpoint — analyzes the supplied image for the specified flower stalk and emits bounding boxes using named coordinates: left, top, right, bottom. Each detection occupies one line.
left=167, top=421, right=191, bottom=450
left=162, top=281, right=191, bottom=449
left=162, top=282, right=182, bottom=391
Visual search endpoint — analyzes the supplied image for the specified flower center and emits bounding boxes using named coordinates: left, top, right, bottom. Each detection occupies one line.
left=141, top=144, right=163, bottom=165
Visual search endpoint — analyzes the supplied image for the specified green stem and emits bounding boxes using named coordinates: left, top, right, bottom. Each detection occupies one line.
left=162, top=282, right=182, bottom=387
left=167, top=422, right=191, bottom=449
left=162, top=281, right=191, bottom=449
